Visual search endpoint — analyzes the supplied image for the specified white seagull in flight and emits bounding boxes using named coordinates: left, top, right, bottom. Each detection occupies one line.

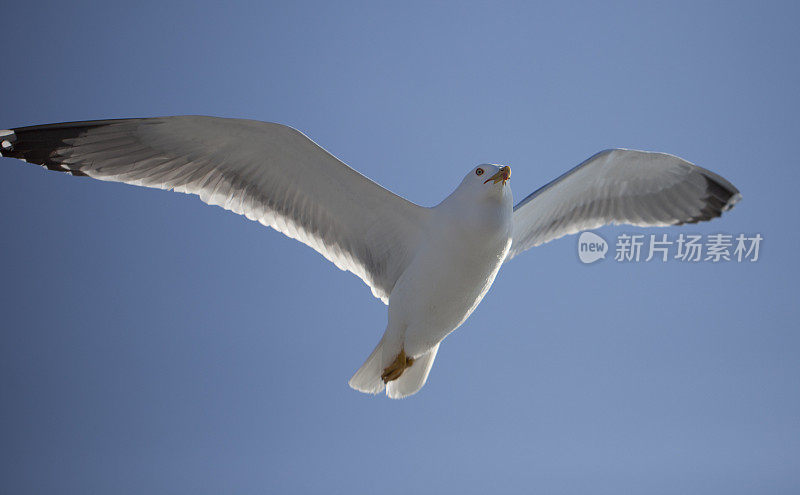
left=0, top=116, right=740, bottom=398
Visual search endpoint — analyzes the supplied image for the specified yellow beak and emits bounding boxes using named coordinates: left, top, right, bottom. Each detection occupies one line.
left=484, top=165, right=511, bottom=185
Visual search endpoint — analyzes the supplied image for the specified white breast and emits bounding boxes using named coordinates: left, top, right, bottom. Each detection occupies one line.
left=389, top=188, right=513, bottom=356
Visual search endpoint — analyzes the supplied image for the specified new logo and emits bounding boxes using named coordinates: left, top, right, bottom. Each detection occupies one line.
left=577, top=231, right=608, bottom=264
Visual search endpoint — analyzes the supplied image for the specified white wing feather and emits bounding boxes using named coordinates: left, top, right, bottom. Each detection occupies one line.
left=1, top=116, right=428, bottom=303
left=508, top=149, right=740, bottom=260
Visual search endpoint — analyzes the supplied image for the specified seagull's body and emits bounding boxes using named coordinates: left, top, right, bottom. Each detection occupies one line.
left=352, top=166, right=513, bottom=397
left=0, top=116, right=741, bottom=398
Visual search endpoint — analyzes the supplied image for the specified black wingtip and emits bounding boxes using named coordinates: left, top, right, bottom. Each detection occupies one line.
left=0, top=121, right=126, bottom=176
left=677, top=174, right=741, bottom=225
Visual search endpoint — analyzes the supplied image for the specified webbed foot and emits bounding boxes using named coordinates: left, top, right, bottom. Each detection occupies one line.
left=381, top=349, right=414, bottom=383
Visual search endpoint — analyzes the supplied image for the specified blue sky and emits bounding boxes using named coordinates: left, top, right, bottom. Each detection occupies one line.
left=1, top=1, right=798, bottom=493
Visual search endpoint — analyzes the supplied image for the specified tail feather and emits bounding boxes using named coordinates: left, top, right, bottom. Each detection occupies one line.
left=348, top=337, right=387, bottom=395
left=349, top=339, right=440, bottom=399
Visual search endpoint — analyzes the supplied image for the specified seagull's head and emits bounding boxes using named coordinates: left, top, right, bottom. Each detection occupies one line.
left=438, top=163, right=514, bottom=228
left=462, top=164, right=511, bottom=192
left=441, top=164, right=513, bottom=215
left=443, top=163, right=513, bottom=210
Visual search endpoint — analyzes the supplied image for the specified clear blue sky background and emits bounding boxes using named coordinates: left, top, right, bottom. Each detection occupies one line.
left=1, top=1, right=798, bottom=493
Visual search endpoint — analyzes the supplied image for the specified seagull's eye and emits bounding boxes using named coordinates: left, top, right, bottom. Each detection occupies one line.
left=475, top=168, right=484, bottom=176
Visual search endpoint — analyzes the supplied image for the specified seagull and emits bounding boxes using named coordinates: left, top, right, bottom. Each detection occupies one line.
left=0, top=116, right=741, bottom=398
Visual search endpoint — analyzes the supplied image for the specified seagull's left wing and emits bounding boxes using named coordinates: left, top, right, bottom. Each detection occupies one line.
left=507, top=149, right=740, bottom=260
left=0, top=116, right=428, bottom=303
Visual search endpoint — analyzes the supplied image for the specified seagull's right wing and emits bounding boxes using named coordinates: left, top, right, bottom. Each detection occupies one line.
left=507, top=149, right=740, bottom=260
left=0, top=116, right=428, bottom=303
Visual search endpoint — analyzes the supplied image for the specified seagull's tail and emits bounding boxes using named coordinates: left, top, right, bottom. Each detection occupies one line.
left=348, top=339, right=439, bottom=399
